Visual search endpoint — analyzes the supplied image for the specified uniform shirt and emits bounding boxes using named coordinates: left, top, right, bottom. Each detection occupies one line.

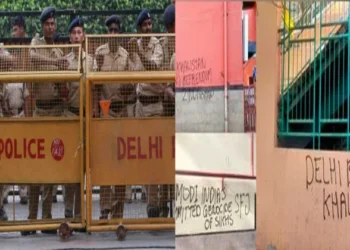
left=160, top=37, right=175, bottom=89
left=134, top=37, right=164, bottom=97
left=159, top=36, right=175, bottom=71
left=3, top=83, right=29, bottom=111
left=30, top=34, right=64, bottom=100
left=170, top=53, right=175, bottom=71
left=0, top=43, right=8, bottom=101
left=66, top=50, right=96, bottom=108
left=95, top=43, right=133, bottom=102
left=0, top=44, right=29, bottom=115
left=0, top=42, right=11, bottom=72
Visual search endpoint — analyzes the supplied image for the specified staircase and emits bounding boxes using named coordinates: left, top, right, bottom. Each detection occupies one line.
left=278, top=1, right=350, bottom=150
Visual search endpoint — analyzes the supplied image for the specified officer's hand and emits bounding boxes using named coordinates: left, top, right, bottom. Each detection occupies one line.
left=164, top=86, right=175, bottom=102
left=56, top=57, right=69, bottom=70
left=96, top=55, right=104, bottom=71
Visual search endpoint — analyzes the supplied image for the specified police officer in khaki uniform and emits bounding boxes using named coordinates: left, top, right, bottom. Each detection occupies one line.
left=128, top=9, right=164, bottom=218
left=3, top=83, right=30, bottom=206
left=63, top=17, right=95, bottom=224
left=95, top=15, right=135, bottom=219
left=157, top=4, right=176, bottom=218
left=22, top=7, right=69, bottom=236
left=0, top=43, right=19, bottom=221
left=2, top=16, right=30, bottom=207
left=161, top=4, right=175, bottom=116
left=0, top=50, right=9, bottom=220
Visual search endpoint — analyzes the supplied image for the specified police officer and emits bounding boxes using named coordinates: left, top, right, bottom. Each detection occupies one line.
left=12, top=15, right=27, bottom=38
left=0, top=49, right=10, bottom=220
left=2, top=16, right=30, bottom=207
left=63, top=17, right=95, bottom=223
left=161, top=4, right=175, bottom=116
left=22, top=7, right=68, bottom=236
left=156, top=3, right=176, bottom=218
left=95, top=15, right=135, bottom=219
left=129, top=9, right=164, bottom=218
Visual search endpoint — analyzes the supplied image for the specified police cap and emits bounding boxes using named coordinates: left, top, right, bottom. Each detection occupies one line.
left=105, top=15, right=121, bottom=27
left=68, top=17, right=84, bottom=33
left=163, top=4, right=175, bottom=27
left=13, top=15, right=26, bottom=29
left=136, top=9, right=151, bottom=27
left=40, top=7, right=56, bottom=23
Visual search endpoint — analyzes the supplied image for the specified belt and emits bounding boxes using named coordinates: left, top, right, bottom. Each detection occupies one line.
left=68, top=106, right=85, bottom=116
left=138, top=96, right=162, bottom=105
left=36, top=99, right=63, bottom=110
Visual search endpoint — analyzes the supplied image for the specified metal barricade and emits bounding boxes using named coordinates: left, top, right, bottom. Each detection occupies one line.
left=244, top=85, right=256, bottom=132
left=85, top=34, right=175, bottom=240
left=0, top=43, right=85, bottom=238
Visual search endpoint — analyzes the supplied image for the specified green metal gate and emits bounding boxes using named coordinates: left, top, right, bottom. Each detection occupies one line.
left=278, top=1, right=350, bottom=150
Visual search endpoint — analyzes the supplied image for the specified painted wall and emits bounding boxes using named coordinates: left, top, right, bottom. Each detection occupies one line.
left=256, top=3, right=350, bottom=250
left=176, top=1, right=245, bottom=132
left=176, top=2, right=243, bottom=88
left=175, top=133, right=256, bottom=249
left=243, top=6, right=257, bottom=42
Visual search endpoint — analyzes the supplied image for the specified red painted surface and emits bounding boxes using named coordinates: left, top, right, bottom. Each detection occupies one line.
left=176, top=2, right=243, bottom=87
left=228, top=2, right=243, bottom=85
left=244, top=7, right=257, bottom=42
left=51, top=138, right=64, bottom=161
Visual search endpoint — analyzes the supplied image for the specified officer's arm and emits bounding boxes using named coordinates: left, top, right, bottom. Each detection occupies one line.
left=120, top=58, right=135, bottom=97
left=29, top=39, right=59, bottom=66
left=138, top=43, right=163, bottom=71
left=0, top=52, right=15, bottom=69
left=164, top=83, right=175, bottom=102
left=29, top=49, right=59, bottom=66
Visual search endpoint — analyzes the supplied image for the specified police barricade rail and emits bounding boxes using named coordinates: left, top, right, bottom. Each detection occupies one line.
left=0, top=43, right=85, bottom=239
left=85, top=34, right=175, bottom=240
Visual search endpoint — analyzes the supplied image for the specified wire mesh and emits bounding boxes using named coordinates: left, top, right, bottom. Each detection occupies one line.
left=0, top=184, right=81, bottom=224
left=244, top=85, right=256, bottom=132
left=0, top=82, right=84, bottom=118
left=91, top=185, right=175, bottom=220
left=87, top=34, right=175, bottom=118
left=0, top=44, right=81, bottom=74
left=0, top=41, right=84, bottom=232
left=86, top=34, right=175, bottom=73
left=86, top=33, right=175, bottom=225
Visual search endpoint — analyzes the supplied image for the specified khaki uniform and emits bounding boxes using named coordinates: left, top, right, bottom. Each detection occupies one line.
left=95, top=43, right=135, bottom=218
left=132, top=37, right=164, bottom=210
left=159, top=38, right=176, bottom=217
left=170, top=53, right=175, bottom=71
left=28, top=34, right=64, bottom=220
left=2, top=83, right=30, bottom=202
left=63, top=50, right=95, bottom=219
left=134, top=37, right=164, bottom=118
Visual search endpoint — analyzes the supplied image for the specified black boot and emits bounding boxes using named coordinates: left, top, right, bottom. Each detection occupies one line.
left=21, top=231, right=36, bottom=236
left=0, top=206, right=8, bottom=221
left=147, top=204, right=160, bottom=218
left=99, top=209, right=110, bottom=220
